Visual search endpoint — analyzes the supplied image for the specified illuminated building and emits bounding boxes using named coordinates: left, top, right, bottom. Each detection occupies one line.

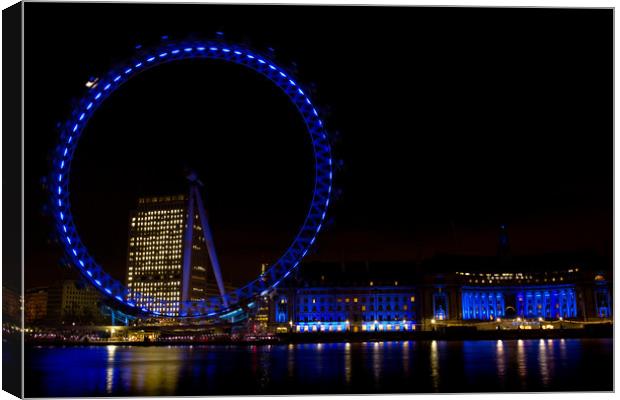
left=273, top=262, right=418, bottom=333
left=254, top=264, right=271, bottom=330
left=269, top=228, right=611, bottom=332
left=126, top=195, right=210, bottom=316
left=25, top=287, right=48, bottom=323
left=2, top=286, right=21, bottom=323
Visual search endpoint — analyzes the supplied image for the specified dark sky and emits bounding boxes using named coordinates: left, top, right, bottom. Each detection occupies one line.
left=25, top=4, right=612, bottom=288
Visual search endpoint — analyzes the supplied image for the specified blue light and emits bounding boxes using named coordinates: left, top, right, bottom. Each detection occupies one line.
left=94, top=280, right=101, bottom=286
left=115, top=295, right=123, bottom=301
left=127, top=302, right=135, bottom=307
left=66, top=237, right=71, bottom=244
left=105, top=288, right=112, bottom=294
left=51, top=38, right=333, bottom=320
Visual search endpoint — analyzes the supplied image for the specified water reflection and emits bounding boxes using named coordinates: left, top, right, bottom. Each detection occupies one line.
left=372, top=341, right=382, bottom=384
left=25, top=339, right=613, bottom=397
left=517, top=339, right=527, bottom=388
left=344, top=342, right=352, bottom=384
left=538, top=339, right=549, bottom=386
left=105, top=345, right=116, bottom=394
left=496, top=340, right=505, bottom=387
left=559, top=338, right=567, bottom=359
left=287, top=343, right=295, bottom=379
left=402, top=341, right=410, bottom=378
left=430, top=340, right=439, bottom=391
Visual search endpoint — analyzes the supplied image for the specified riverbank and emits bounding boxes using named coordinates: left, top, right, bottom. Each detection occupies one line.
left=24, top=323, right=612, bottom=346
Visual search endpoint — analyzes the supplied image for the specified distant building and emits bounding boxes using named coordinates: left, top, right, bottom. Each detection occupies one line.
left=2, top=286, right=21, bottom=323
left=268, top=228, right=611, bottom=332
left=46, top=280, right=104, bottom=324
left=25, top=287, right=48, bottom=324
left=126, top=195, right=214, bottom=316
left=426, top=252, right=612, bottom=322
left=273, top=262, right=418, bottom=333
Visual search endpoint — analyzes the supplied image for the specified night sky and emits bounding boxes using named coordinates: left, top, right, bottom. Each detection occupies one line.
left=25, top=4, right=612, bottom=288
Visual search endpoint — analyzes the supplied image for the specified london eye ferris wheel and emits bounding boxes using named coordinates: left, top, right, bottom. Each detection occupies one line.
left=50, top=36, right=333, bottom=320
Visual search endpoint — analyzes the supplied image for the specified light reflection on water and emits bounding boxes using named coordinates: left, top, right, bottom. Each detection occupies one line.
left=496, top=340, right=505, bottom=387
left=344, top=342, right=352, bottom=384
left=25, top=338, right=612, bottom=396
left=430, top=340, right=440, bottom=391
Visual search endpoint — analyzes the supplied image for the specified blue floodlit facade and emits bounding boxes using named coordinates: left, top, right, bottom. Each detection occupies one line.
left=461, top=286, right=578, bottom=320
left=267, top=253, right=611, bottom=332
left=281, top=287, right=417, bottom=332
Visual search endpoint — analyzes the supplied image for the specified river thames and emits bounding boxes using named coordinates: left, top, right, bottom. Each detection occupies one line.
left=25, top=338, right=612, bottom=396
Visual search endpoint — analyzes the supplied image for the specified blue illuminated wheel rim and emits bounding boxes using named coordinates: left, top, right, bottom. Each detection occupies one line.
left=51, top=39, right=333, bottom=319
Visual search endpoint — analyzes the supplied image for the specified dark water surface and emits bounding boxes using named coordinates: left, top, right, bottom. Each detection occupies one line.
left=25, top=338, right=612, bottom=396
